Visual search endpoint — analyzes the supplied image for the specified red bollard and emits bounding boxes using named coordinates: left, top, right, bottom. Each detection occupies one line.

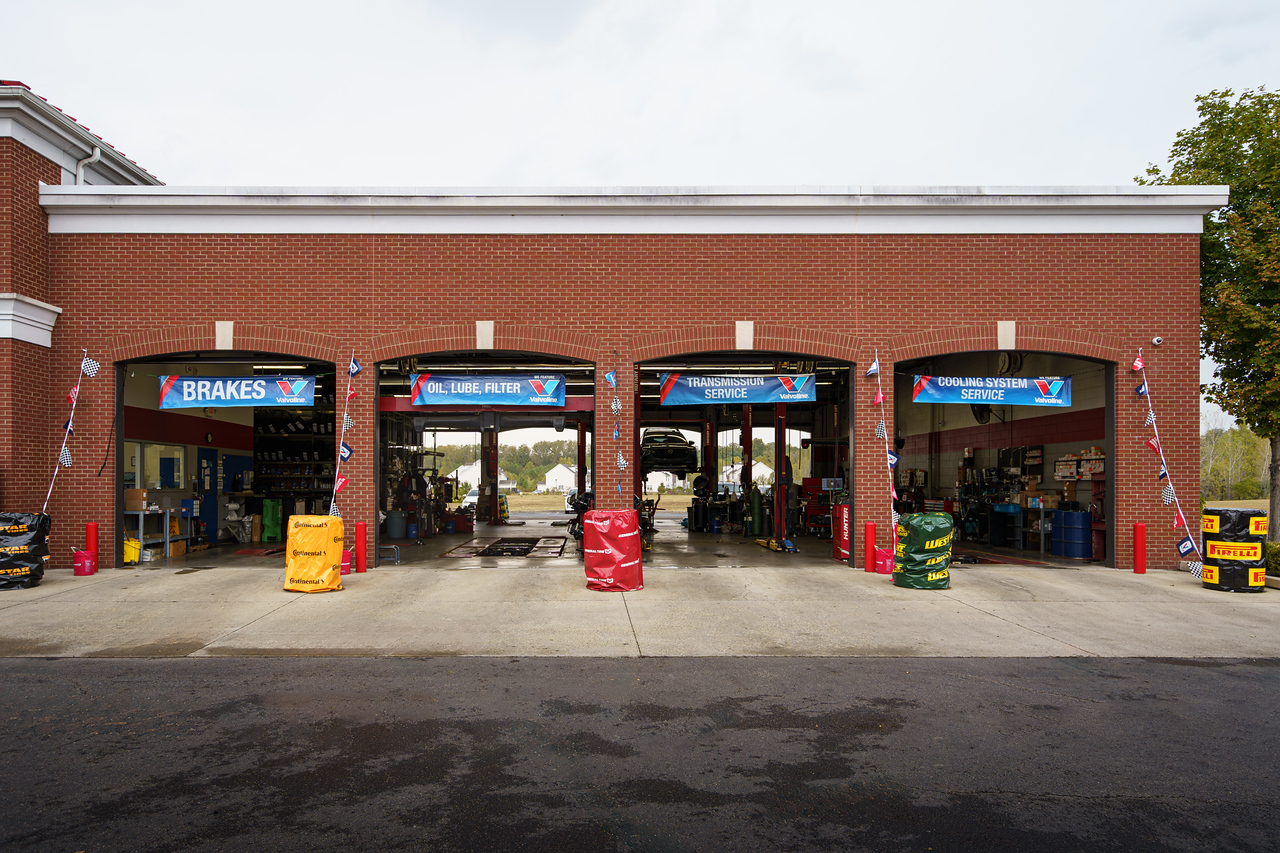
left=864, top=522, right=876, bottom=572
left=85, top=522, right=99, bottom=561
left=355, top=521, right=367, bottom=573
left=1133, top=523, right=1146, bottom=574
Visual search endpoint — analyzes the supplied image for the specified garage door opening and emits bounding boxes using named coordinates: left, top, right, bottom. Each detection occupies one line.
left=376, top=352, right=594, bottom=565
left=894, top=351, right=1114, bottom=566
left=636, top=352, right=853, bottom=566
left=118, top=351, right=337, bottom=566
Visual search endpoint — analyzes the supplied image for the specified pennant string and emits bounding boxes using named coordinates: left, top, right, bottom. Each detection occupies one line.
left=331, top=348, right=358, bottom=512
left=1138, top=352, right=1201, bottom=562
left=871, top=348, right=898, bottom=551
left=44, top=348, right=90, bottom=514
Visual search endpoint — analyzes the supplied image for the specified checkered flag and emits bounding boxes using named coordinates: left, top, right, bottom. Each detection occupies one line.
left=892, top=509, right=901, bottom=526
left=329, top=502, right=341, bottom=517
left=875, top=420, right=886, bottom=439
left=59, top=446, right=72, bottom=467
left=1161, top=483, right=1175, bottom=505
left=1187, top=561, right=1202, bottom=579
left=343, top=413, right=354, bottom=433
left=1145, top=410, right=1156, bottom=426
left=616, top=451, right=628, bottom=469
left=610, top=396, right=621, bottom=416
left=80, top=355, right=100, bottom=377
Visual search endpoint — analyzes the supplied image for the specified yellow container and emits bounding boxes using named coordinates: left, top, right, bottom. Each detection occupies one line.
left=123, top=537, right=141, bottom=563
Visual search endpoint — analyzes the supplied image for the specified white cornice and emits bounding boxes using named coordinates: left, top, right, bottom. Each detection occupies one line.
left=0, top=85, right=161, bottom=186
left=40, top=185, right=1229, bottom=235
left=0, top=293, right=63, bottom=348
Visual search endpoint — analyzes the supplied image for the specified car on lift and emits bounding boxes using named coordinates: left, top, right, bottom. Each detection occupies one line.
left=639, top=428, right=699, bottom=478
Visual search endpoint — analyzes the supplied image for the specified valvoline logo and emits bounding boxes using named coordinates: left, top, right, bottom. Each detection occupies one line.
left=276, top=379, right=308, bottom=396
left=1034, top=379, right=1065, bottom=397
left=529, top=378, right=559, bottom=396
left=778, top=376, right=809, bottom=393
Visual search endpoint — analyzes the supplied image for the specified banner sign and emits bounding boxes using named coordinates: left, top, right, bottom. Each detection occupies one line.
left=159, top=375, right=315, bottom=409
left=658, top=373, right=816, bottom=405
left=409, top=373, right=566, bottom=407
left=910, top=375, right=1072, bottom=407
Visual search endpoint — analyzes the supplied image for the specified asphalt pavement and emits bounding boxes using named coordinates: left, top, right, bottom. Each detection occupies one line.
left=1, top=553, right=1276, bottom=659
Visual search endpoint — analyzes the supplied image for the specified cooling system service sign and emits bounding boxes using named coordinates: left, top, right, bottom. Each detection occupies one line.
left=911, top=376, right=1072, bottom=407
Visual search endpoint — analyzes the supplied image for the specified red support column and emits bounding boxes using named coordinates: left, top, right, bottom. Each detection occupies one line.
left=864, top=522, right=876, bottom=572
left=85, top=521, right=98, bottom=562
left=1133, top=523, right=1146, bottom=574
left=355, top=521, right=367, bottom=572
left=577, top=421, right=587, bottom=495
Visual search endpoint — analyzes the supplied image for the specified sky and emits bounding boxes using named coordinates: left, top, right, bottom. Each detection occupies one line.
left=5, top=0, right=1275, bottom=429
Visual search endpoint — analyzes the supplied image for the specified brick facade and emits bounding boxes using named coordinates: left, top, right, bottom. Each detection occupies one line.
left=21, top=229, right=1199, bottom=570
left=0, top=119, right=1207, bottom=573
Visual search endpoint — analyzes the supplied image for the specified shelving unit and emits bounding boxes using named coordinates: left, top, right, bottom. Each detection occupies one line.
left=253, top=373, right=336, bottom=501
left=123, top=508, right=192, bottom=561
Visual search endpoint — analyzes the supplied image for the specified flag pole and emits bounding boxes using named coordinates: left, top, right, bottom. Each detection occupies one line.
left=875, top=350, right=898, bottom=553
left=43, top=349, right=88, bottom=515
left=1138, top=350, right=1201, bottom=562
left=331, top=350, right=357, bottom=512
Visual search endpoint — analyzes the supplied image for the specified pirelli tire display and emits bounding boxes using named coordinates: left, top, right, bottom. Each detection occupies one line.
left=893, top=511, right=954, bottom=590
left=1201, top=508, right=1267, bottom=593
left=284, top=515, right=345, bottom=593
left=0, top=513, right=51, bottom=591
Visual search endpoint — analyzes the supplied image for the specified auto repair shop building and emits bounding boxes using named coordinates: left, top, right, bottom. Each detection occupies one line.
left=0, top=81, right=1225, bottom=571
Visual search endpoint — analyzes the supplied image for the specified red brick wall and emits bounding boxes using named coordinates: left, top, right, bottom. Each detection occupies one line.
left=0, top=140, right=59, bottom=518
left=31, top=230, right=1200, bottom=570
left=0, top=138, right=58, bottom=300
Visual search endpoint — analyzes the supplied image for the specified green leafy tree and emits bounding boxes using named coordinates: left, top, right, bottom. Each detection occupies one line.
left=1140, top=88, right=1280, bottom=538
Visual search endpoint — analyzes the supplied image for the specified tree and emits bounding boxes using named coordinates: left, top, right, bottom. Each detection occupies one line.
left=1140, top=88, right=1280, bottom=539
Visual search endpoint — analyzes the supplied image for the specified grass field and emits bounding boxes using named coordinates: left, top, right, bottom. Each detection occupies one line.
left=466, top=493, right=698, bottom=513
left=1203, top=499, right=1269, bottom=511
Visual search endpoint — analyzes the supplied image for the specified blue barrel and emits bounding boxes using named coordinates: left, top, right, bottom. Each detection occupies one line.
left=386, top=510, right=407, bottom=539
left=444, top=518, right=456, bottom=534
left=1053, top=510, right=1091, bottom=559
left=407, top=523, right=418, bottom=539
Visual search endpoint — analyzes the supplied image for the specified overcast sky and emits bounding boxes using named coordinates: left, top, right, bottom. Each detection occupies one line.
left=6, top=0, right=1274, bottom=428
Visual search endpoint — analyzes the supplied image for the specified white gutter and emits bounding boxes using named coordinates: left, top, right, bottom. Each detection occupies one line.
left=75, top=146, right=101, bottom=185
left=39, top=185, right=1230, bottom=236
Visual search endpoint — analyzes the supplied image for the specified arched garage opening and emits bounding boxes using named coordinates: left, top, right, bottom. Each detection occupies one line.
left=893, top=350, right=1115, bottom=566
left=117, top=350, right=338, bottom=567
left=375, top=350, right=594, bottom=564
left=636, top=350, right=854, bottom=565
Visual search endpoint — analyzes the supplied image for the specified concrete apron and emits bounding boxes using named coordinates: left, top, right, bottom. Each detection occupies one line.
left=3, top=520, right=1277, bottom=658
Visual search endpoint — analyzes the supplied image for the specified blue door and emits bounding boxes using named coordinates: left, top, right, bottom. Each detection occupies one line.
left=197, top=448, right=218, bottom=546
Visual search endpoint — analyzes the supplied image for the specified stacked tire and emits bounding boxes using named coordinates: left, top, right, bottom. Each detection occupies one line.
left=1201, top=508, right=1266, bottom=593
left=893, top=512, right=954, bottom=590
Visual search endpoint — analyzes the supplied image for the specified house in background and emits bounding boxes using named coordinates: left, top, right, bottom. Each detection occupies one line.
left=538, top=463, right=589, bottom=493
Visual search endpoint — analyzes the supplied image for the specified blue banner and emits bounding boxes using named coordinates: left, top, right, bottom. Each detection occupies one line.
left=658, top=373, right=817, bottom=405
left=409, top=373, right=566, bottom=406
left=159, top=375, right=315, bottom=409
left=910, top=375, right=1072, bottom=407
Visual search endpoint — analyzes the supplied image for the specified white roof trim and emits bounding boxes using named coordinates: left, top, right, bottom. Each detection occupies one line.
left=40, top=185, right=1228, bottom=235
left=0, top=86, right=161, bottom=186
left=0, top=293, right=63, bottom=348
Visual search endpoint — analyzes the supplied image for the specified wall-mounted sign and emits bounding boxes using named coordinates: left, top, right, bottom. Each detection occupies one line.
left=409, top=373, right=566, bottom=406
left=911, top=376, right=1072, bottom=407
left=658, top=373, right=816, bottom=405
left=159, top=375, right=315, bottom=409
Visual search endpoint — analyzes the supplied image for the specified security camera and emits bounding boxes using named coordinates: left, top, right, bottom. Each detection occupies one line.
left=1152, top=336, right=1164, bottom=346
